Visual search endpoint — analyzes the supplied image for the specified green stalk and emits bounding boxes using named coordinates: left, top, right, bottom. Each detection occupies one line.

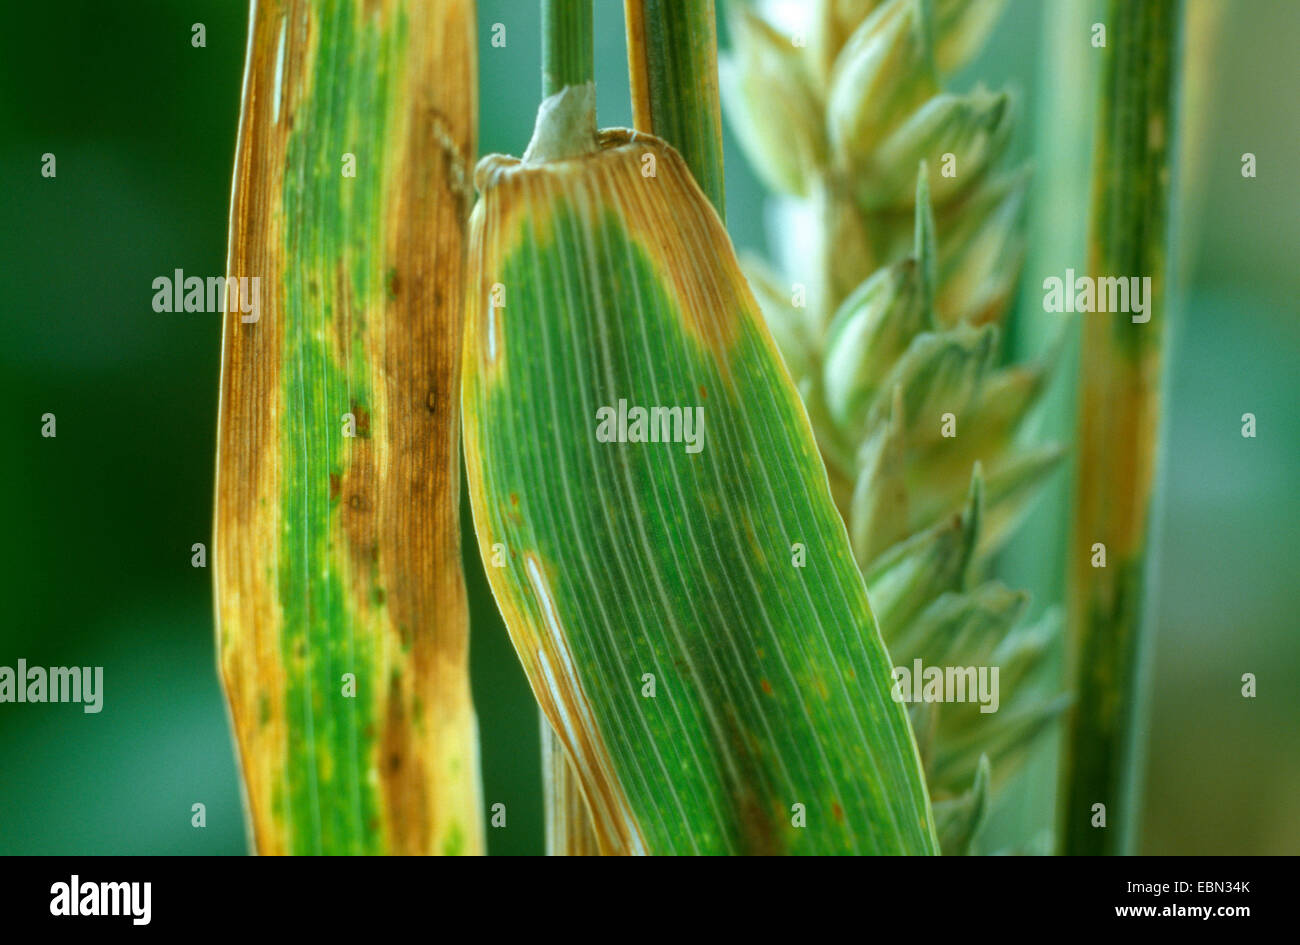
left=542, top=0, right=594, bottom=98
left=1059, top=0, right=1181, bottom=857
left=625, top=0, right=726, bottom=219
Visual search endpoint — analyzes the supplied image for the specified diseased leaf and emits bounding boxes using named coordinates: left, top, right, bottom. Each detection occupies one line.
left=214, top=0, right=482, bottom=855
left=462, top=88, right=937, bottom=855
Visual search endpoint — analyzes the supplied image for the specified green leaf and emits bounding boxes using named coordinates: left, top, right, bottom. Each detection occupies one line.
left=462, top=98, right=937, bottom=855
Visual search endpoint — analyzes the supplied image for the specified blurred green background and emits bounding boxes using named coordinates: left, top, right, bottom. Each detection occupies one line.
left=1, top=0, right=1295, bottom=855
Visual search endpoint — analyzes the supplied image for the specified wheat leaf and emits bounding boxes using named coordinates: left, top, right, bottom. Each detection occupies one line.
left=214, top=0, right=481, bottom=855
left=462, top=91, right=937, bottom=855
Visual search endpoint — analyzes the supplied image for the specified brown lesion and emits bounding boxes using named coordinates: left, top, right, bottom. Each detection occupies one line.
left=379, top=668, right=431, bottom=855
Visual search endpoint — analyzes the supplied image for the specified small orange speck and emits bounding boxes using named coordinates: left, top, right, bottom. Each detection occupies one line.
left=760, top=679, right=773, bottom=695
left=832, top=802, right=844, bottom=823
left=699, top=385, right=707, bottom=399
left=510, top=493, right=519, bottom=506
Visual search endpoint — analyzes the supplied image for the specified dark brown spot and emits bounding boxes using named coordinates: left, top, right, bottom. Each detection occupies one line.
left=329, top=472, right=341, bottom=501
left=348, top=493, right=370, bottom=512
left=509, top=492, right=519, bottom=507
left=350, top=400, right=372, bottom=438
left=425, top=389, right=439, bottom=413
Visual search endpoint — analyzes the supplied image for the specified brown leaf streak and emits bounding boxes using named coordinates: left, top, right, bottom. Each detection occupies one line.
left=370, top=0, right=480, bottom=856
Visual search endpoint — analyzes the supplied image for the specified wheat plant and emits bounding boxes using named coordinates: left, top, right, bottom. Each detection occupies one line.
left=722, top=0, right=1067, bottom=853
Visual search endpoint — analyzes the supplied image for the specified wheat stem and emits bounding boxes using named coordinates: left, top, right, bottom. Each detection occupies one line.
left=1059, top=0, right=1181, bottom=857
left=625, top=0, right=727, bottom=219
left=542, top=0, right=594, bottom=98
